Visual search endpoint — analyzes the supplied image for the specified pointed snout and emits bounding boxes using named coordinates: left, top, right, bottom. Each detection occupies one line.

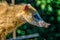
left=37, top=21, right=50, bottom=28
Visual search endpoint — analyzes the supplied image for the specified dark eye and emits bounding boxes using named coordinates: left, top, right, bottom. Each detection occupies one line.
left=33, top=13, right=43, bottom=22
left=33, top=14, right=40, bottom=21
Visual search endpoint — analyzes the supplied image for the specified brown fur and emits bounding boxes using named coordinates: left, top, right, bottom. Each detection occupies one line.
left=0, top=2, right=28, bottom=40
left=0, top=1, right=50, bottom=40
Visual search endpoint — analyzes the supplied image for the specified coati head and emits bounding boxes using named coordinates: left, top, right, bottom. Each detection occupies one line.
left=20, top=4, right=50, bottom=28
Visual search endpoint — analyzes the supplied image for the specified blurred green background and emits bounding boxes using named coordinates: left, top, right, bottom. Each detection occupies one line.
left=2, top=0, right=60, bottom=40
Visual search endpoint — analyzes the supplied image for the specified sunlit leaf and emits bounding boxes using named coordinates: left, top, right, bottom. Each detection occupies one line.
left=48, top=5, right=53, bottom=12
left=41, top=4, right=46, bottom=10
left=57, top=16, right=60, bottom=22
left=36, top=0, right=41, bottom=6
left=17, top=29, right=21, bottom=34
left=41, top=0, right=46, bottom=4
left=57, top=10, right=60, bottom=16
left=57, top=0, right=60, bottom=4
left=47, top=0, right=51, bottom=3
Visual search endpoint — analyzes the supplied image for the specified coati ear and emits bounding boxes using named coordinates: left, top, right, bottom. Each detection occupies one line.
left=24, top=4, right=28, bottom=11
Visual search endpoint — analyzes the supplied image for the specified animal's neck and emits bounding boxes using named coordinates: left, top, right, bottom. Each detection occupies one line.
left=0, top=3, right=27, bottom=40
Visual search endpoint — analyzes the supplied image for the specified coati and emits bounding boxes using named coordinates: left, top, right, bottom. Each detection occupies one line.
left=0, top=2, right=50, bottom=40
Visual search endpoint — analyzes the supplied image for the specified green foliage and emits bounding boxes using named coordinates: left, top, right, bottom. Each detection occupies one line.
left=57, top=10, right=60, bottom=16
left=57, top=16, right=60, bottom=22
left=50, top=16, right=54, bottom=21
left=48, top=5, right=53, bottom=12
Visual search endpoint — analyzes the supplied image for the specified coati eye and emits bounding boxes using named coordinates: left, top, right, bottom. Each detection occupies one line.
left=33, top=14, right=40, bottom=21
left=33, top=12, right=43, bottom=22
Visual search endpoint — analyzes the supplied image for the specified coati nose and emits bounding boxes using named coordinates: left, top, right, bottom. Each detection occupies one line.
left=38, top=21, right=50, bottom=28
